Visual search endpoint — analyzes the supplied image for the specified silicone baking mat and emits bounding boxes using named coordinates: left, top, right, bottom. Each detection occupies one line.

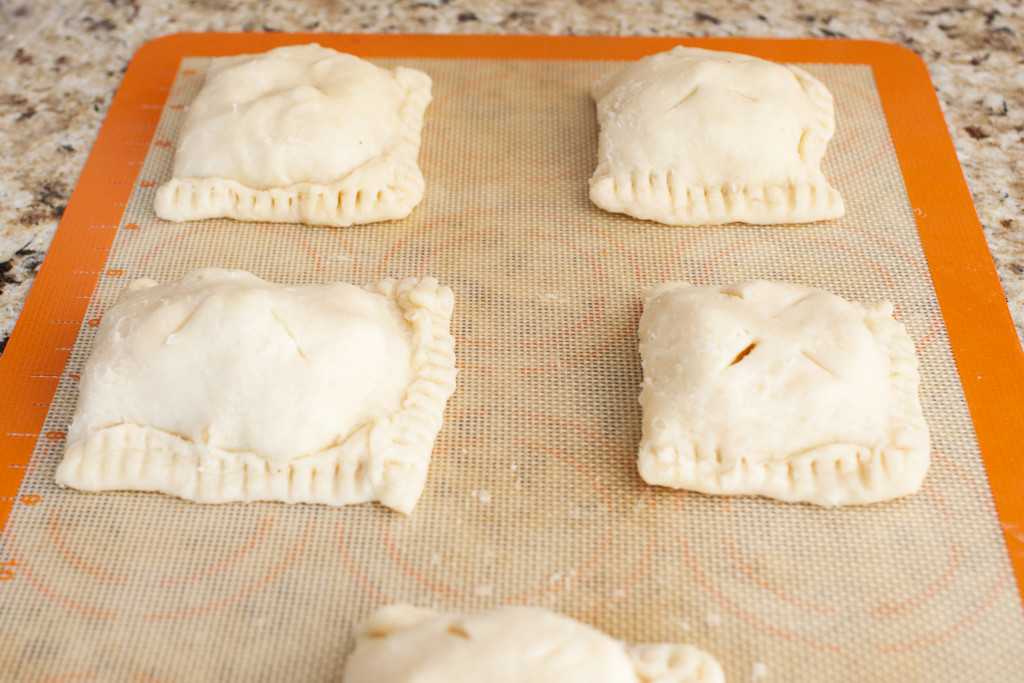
left=2, top=34, right=1023, bottom=681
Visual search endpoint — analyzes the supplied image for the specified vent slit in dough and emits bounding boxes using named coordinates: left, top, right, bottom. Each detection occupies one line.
left=589, top=46, right=845, bottom=226
left=56, top=268, right=457, bottom=514
left=153, top=44, right=432, bottom=227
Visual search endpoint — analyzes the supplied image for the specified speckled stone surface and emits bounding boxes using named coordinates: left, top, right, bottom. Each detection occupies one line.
left=1, top=0, right=1022, bottom=353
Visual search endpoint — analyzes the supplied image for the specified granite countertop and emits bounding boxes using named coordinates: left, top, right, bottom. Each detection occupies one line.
left=1, top=0, right=1022, bottom=354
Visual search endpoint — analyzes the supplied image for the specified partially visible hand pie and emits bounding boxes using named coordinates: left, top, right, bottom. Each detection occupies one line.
left=343, top=604, right=724, bottom=683
left=56, top=268, right=457, bottom=514
left=638, top=280, right=929, bottom=506
left=589, top=46, right=845, bottom=226
left=154, top=44, right=432, bottom=227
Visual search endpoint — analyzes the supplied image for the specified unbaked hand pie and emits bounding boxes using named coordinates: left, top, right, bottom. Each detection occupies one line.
left=153, top=43, right=432, bottom=227
left=589, top=46, right=845, bottom=226
left=637, top=280, right=929, bottom=506
left=56, top=268, right=457, bottom=514
left=343, top=604, right=724, bottom=683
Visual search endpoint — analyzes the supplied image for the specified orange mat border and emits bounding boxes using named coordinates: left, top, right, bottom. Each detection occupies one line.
left=1, top=33, right=1021, bottom=596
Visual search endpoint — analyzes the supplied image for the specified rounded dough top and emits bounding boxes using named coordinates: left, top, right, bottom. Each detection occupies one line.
left=640, top=280, right=892, bottom=463
left=68, top=268, right=413, bottom=464
left=592, top=46, right=831, bottom=188
left=174, top=44, right=410, bottom=188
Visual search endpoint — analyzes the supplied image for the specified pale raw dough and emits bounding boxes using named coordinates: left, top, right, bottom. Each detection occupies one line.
left=343, top=604, right=724, bottom=683
left=638, top=280, right=930, bottom=506
left=153, top=44, right=432, bottom=227
left=589, top=46, right=844, bottom=226
left=55, top=269, right=457, bottom=514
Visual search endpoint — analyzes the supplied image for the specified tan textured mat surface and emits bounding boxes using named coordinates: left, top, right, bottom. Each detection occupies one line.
left=2, top=38, right=1023, bottom=681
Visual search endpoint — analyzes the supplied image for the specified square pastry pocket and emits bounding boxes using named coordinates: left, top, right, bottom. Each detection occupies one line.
left=637, top=280, right=929, bottom=506
left=154, top=44, right=432, bottom=227
left=56, top=269, right=458, bottom=514
left=590, top=46, right=844, bottom=226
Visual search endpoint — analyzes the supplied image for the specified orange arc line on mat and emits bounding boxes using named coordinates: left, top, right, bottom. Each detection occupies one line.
left=658, top=226, right=719, bottom=282
left=409, top=223, right=618, bottom=356
left=435, top=71, right=507, bottom=107
left=697, top=236, right=774, bottom=284
left=158, top=516, right=274, bottom=586
left=723, top=536, right=839, bottom=616
left=677, top=535, right=841, bottom=652
left=147, top=521, right=315, bottom=621
left=513, top=438, right=611, bottom=509
left=134, top=224, right=222, bottom=268
left=334, top=523, right=389, bottom=605
left=841, top=220, right=932, bottom=282
left=877, top=563, right=1011, bottom=653
left=379, top=521, right=471, bottom=600
left=517, top=293, right=607, bottom=349
left=446, top=429, right=614, bottom=604
left=823, top=100, right=859, bottom=162
left=824, top=82, right=889, bottom=182
left=579, top=534, right=659, bottom=622
left=8, top=539, right=118, bottom=620
left=636, top=483, right=691, bottom=513
left=418, top=146, right=503, bottom=183
left=525, top=228, right=606, bottom=278
left=931, top=451, right=997, bottom=514
left=525, top=137, right=594, bottom=180
left=329, top=232, right=363, bottom=277
left=528, top=209, right=646, bottom=284
left=47, top=510, right=128, bottom=584
left=517, top=312, right=639, bottom=374
left=427, top=121, right=507, bottom=167
left=829, top=136, right=891, bottom=185
left=443, top=408, right=492, bottom=420
left=452, top=333, right=493, bottom=348
left=834, top=220, right=946, bottom=352
left=805, top=236, right=896, bottom=289
left=431, top=220, right=629, bottom=350
left=870, top=541, right=963, bottom=618
left=526, top=128, right=596, bottom=168
left=920, top=481, right=955, bottom=520
left=513, top=410, right=630, bottom=457
left=410, top=225, right=610, bottom=348
left=400, top=213, right=495, bottom=271
left=424, top=70, right=518, bottom=173
left=375, top=428, right=616, bottom=603
left=413, top=227, right=500, bottom=300
left=510, top=410, right=642, bottom=500
left=516, top=72, right=593, bottom=168
left=507, top=530, right=613, bottom=604
left=32, top=673, right=100, bottom=683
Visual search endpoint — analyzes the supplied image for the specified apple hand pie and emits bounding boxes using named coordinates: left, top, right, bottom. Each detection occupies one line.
left=154, top=44, right=432, bottom=227
left=56, top=268, right=457, bottom=514
left=590, top=46, right=844, bottom=226
left=638, top=280, right=929, bottom=506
